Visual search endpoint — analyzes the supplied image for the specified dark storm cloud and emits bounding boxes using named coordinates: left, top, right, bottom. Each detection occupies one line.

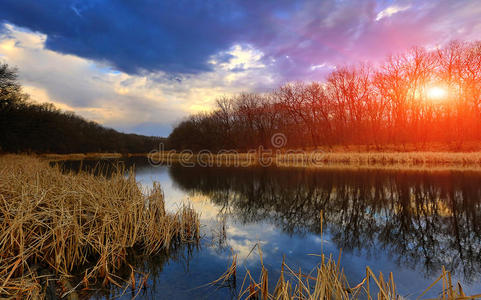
left=0, top=0, right=248, bottom=74
left=0, top=0, right=372, bottom=79
left=1, top=0, right=480, bottom=81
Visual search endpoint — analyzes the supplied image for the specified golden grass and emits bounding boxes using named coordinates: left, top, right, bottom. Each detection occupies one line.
left=149, top=151, right=481, bottom=171
left=214, top=245, right=481, bottom=300
left=40, top=152, right=149, bottom=161
left=236, top=250, right=481, bottom=300
left=0, top=155, right=200, bottom=299
left=275, top=151, right=481, bottom=170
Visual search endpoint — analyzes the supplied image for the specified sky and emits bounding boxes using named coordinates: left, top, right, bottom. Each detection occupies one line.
left=0, top=0, right=480, bottom=137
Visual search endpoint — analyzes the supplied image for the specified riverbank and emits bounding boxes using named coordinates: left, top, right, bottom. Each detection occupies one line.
left=40, top=152, right=149, bottom=161
left=149, top=151, right=481, bottom=171
left=9, top=149, right=481, bottom=171
left=0, top=155, right=199, bottom=298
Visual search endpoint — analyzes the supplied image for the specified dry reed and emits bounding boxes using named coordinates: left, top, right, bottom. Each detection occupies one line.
left=149, top=151, right=481, bottom=171
left=0, top=155, right=200, bottom=299
left=219, top=245, right=481, bottom=300
left=41, top=152, right=149, bottom=161
left=216, top=212, right=481, bottom=299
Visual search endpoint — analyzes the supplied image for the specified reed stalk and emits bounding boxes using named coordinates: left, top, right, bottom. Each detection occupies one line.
left=222, top=245, right=481, bottom=300
left=0, top=155, right=200, bottom=299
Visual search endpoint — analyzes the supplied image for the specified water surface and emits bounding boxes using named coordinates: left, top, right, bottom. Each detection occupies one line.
left=59, top=158, right=481, bottom=299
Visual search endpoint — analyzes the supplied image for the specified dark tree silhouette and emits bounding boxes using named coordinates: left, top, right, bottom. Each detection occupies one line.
left=168, top=41, right=481, bottom=151
left=0, top=63, right=164, bottom=154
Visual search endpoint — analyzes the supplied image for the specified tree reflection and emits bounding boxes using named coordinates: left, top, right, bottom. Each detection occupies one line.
left=169, top=165, right=481, bottom=282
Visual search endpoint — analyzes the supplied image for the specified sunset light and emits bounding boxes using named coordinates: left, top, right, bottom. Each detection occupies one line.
left=1, top=0, right=481, bottom=298
left=427, top=86, right=448, bottom=101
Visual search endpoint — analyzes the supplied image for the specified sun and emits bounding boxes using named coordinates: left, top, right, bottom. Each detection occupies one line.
left=426, top=86, right=447, bottom=101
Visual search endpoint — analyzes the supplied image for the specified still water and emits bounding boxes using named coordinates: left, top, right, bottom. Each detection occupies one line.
left=59, top=158, right=481, bottom=299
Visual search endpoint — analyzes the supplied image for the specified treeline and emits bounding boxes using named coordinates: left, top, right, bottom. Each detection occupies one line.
left=168, top=41, right=481, bottom=151
left=0, top=64, right=163, bottom=154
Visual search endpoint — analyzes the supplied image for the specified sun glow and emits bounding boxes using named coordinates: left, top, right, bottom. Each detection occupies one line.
left=427, top=86, right=447, bottom=101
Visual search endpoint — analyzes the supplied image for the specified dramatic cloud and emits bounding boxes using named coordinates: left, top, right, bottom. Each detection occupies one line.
left=0, top=0, right=247, bottom=74
left=0, top=24, right=277, bottom=136
left=0, top=0, right=480, bottom=135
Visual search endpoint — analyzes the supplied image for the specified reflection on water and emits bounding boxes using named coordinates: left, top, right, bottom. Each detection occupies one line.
left=169, top=165, right=481, bottom=281
left=57, top=159, right=481, bottom=298
left=84, top=243, right=198, bottom=299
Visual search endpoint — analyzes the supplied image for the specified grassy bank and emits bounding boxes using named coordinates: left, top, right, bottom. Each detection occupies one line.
left=149, top=151, right=481, bottom=170
left=0, top=155, right=199, bottom=299
left=40, top=152, right=149, bottom=161
left=17, top=148, right=481, bottom=170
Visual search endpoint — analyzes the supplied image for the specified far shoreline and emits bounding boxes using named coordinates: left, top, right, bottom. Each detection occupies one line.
left=16, top=149, right=481, bottom=171
left=148, top=150, right=481, bottom=171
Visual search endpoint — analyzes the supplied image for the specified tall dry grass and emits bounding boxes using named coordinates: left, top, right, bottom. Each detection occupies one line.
left=0, top=155, right=199, bottom=299
left=149, top=151, right=481, bottom=171
left=41, top=152, right=149, bottom=161
left=213, top=245, right=481, bottom=300
left=276, top=151, right=481, bottom=166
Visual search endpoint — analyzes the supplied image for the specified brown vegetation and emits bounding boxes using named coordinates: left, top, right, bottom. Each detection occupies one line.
left=0, top=155, right=199, bottom=298
left=230, top=250, right=481, bottom=299
left=149, top=151, right=481, bottom=171
left=41, top=152, right=148, bottom=161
